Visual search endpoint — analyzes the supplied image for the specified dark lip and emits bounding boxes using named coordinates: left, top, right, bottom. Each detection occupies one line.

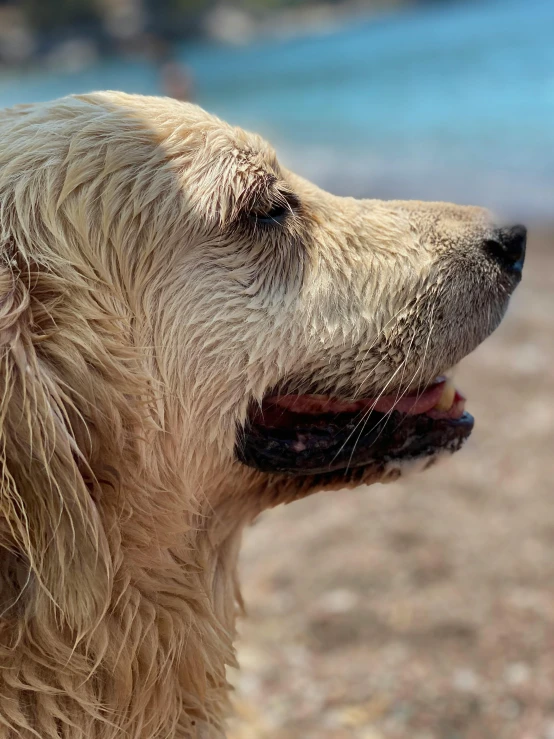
left=236, top=408, right=474, bottom=476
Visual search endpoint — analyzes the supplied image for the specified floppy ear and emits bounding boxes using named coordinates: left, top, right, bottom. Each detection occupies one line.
left=0, top=253, right=112, bottom=633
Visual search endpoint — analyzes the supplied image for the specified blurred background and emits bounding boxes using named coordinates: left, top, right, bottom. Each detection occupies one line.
left=1, top=1, right=553, bottom=737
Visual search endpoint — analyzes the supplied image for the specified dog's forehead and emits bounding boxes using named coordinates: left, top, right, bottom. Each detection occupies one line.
left=143, top=99, right=282, bottom=195
left=201, top=122, right=279, bottom=179
left=85, top=93, right=283, bottom=221
left=81, top=91, right=278, bottom=172
left=143, top=96, right=278, bottom=173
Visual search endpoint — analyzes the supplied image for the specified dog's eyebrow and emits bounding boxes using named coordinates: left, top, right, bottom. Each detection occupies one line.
left=229, top=170, right=281, bottom=220
left=200, top=139, right=296, bottom=227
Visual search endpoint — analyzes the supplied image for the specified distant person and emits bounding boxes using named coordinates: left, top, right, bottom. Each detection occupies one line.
left=160, top=59, right=194, bottom=102
left=145, top=35, right=194, bottom=102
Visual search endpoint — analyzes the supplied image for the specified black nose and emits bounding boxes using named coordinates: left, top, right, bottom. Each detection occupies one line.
left=484, top=224, right=527, bottom=272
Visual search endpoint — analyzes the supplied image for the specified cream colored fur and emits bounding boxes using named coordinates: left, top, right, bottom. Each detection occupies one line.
left=0, top=92, right=511, bottom=738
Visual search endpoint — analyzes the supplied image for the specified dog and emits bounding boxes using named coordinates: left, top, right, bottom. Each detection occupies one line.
left=0, top=92, right=525, bottom=738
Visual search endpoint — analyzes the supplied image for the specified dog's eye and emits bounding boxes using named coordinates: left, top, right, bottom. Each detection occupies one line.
left=249, top=193, right=298, bottom=226
left=252, top=203, right=288, bottom=224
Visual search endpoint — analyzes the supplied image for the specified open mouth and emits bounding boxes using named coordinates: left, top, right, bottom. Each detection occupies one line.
left=237, top=377, right=473, bottom=477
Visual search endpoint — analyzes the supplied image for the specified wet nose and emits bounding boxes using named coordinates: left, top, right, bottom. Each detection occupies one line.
left=484, top=224, right=527, bottom=272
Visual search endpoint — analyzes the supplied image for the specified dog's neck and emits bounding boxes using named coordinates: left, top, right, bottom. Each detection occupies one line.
left=1, top=428, right=250, bottom=739
left=101, top=455, right=251, bottom=739
left=88, top=495, right=247, bottom=738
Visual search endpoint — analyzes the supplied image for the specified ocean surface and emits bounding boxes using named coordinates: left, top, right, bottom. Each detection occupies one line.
left=1, top=0, right=553, bottom=219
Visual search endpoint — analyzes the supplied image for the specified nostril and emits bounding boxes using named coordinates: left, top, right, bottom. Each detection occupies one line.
left=484, top=224, right=527, bottom=271
left=502, top=224, right=527, bottom=262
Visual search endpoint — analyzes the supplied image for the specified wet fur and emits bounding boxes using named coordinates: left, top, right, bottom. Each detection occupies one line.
left=0, top=92, right=513, bottom=738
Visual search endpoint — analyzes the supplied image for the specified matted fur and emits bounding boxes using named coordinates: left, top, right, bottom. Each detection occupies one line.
left=0, top=92, right=515, bottom=738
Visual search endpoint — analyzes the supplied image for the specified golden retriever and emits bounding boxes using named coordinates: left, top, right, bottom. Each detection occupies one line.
left=0, top=92, right=525, bottom=738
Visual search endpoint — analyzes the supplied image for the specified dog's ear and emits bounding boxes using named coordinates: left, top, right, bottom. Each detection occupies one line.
left=0, top=254, right=112, bottom=632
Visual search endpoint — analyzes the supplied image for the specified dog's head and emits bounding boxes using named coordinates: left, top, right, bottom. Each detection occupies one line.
left=0, top=92, right=525, bottom=523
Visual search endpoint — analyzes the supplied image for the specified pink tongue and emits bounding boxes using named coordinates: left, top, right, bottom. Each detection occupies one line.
left=371, top=381, right=446, bottom=415
left=268, top=381, right=447, bottom=416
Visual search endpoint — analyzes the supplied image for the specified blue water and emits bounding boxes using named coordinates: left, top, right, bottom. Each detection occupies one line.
left=1, top=0, right=553, bottom=219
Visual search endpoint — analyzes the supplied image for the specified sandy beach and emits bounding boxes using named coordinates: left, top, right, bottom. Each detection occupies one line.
left=229, top=227, right=554, bottom=739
